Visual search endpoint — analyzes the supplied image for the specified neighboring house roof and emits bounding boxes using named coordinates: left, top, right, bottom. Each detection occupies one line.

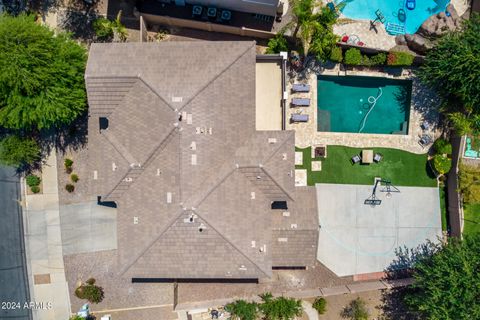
left=86, top=42, right=317, bottom=279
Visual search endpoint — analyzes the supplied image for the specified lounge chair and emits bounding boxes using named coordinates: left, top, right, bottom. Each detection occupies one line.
left=419, top=134, right=433, bottom=148
left=291, top=98, right=310, bottom=106
left=421, top=121, right=430, bottom=131
left=351, top=154, right=361, bottom=165
left=291, top=114, right=309, bottom=122
left=292, top=83, right=310, bottom=92
left=373, top=153, right=383, bottom=163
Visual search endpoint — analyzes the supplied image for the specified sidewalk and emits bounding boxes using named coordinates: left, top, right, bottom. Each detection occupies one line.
left=23, top=152, right=71, bottom=320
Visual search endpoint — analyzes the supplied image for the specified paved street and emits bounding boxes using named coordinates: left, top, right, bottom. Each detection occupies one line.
left=0, top=166, right=31, bottom=320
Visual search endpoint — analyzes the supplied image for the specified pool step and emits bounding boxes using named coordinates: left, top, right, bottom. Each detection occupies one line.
left=385, top=22, right=405, bottom=35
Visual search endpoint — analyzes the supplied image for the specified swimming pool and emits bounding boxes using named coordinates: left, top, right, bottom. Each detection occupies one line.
left=317, top=75, right=411, bottom=134
left=336, top=0, right=450, bottom=34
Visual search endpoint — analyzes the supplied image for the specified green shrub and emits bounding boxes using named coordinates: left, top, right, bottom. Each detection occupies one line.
left=266, top=33, right=289, bottom=54
left=341, top=297, right=369, bottom=320
left=64, top=158, right=73, bottom=168
left=93, top=17, right=114, bottom=40
left=387, top=51, right=414, bottom=66
left=259, top=292, right=302, bottom=320
left=329, top=46, right=343, bottom=63
left=433, top=138, right=452, bottom=155
left=71, top=174, right=79, bottom=183
left=344, top=48, right=362, bottom=65
left=26, top=174, right=41, bottom=187
left=312, top=297, right=327, bottom=315
left=432, top=154, right=452, bottom=175
left=30, top=185, right=40, bottom=193
left=370, top=53, right=387, bottom=65
left=75, top=283, right=104, bottom=304
left=225, top=300, right=258, bottom=320
left=65, top=184, right=75, bottom=193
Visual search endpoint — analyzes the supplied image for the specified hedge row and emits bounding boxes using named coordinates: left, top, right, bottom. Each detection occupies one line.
left=330, top=47, right=414, bottom=67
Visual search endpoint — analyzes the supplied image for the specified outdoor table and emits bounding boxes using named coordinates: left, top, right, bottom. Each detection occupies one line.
left=362, top=150, right=373, bottom=164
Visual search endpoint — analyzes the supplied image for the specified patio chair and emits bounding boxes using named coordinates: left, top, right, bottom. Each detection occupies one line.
left=419, top=134, right=433, bottom=148
left=292, top=83, right=310, bottom=93
left=421, top=121, right=430, bottom=131
left=351, top=154, right=361, bottom=165
left=291, top=98, right=310, bottom=106
left=373, top=153, right=383, bottom=163
left=291, top=114, right=309, bottom=123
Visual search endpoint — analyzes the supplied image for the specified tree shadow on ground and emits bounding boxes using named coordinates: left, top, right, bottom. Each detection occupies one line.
left=379, top=241, right=440, bottom=320
left=57, top=7, right=98, bottom=43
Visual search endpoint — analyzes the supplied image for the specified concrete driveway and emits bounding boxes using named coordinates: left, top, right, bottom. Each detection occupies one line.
left=0, top=166, right=31, bottom=320
left=60, top=201, right=117, bottom=255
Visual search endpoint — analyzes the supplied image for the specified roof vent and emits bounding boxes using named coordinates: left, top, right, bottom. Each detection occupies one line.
left=166, top=192, right=172, bottom=204
left=251, top=241, right=256, bottom=248
left=256, top=175, right=262, bottom=180
left=156, top=169, right=161, bottom=176
left=282, top=211, right=290, bottom=217
left=99, top=117, right=109, bottom=130
left=239, top=265, right=247, bottom=271
left=259, top=245, right=267, bottom=253
left=191, top=154, right=197, bottom=165
left=268, top=138, right=277, bottom=144
left=198, top=223, right=206, bottom=232
left=187, top=114, right=193, bottom=125
left=278, top=237, right=288, bottom=242
left=172, top=96, right=183, bottom=102
left=133, top=216, right=139, bottom=224
left=208, top=127, right=213, bottom=135
left=290, top=224, right=297, bottom=229
left=182, top=111, right=187, bottom=121
left=190, top=141, right=196, bottom=150
left=282, top=153, right=287, bottom=160
left=250, top=192, right=255, bottom=200
left=124, top=177, right=133, bottom=182
left=93, top=170, right=98, bottom=180
left=112, top=162, right=117, bottom=171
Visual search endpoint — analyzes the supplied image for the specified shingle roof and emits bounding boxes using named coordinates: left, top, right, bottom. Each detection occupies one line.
left=86, top=42, right=317, bottom=279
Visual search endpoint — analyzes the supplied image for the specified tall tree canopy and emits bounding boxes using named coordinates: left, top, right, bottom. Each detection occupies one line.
left=0, top=14, right=87, bottom=131
left=404, top=235, right=480, bottom=319
left=417, top=14, right=480, bottom=132
left=287, top=0, right=339, bottom=61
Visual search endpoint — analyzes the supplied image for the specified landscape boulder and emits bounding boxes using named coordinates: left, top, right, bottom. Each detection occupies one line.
left=405, top=34, right=434, bottom=55
left=417, top=4, right=460, bottom=38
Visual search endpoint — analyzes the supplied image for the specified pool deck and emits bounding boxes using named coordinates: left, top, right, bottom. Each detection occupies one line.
left=329, top=0, right=470, bottom=52
left=287, top=65, right=441, bottom=154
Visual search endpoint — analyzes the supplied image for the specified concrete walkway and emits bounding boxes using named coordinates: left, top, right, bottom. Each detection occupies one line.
left=24, top=153, right=71, bottom=320
left=302, top=300, right=319, bottom=320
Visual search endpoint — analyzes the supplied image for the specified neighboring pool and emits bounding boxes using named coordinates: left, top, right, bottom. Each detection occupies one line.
left=336, top=0, right=450, bottom=34
left=317, top=75, right=412, bottom=135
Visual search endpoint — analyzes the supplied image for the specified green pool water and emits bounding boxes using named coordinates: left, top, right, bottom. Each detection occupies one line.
left=317, top=75, right=412, bottom=134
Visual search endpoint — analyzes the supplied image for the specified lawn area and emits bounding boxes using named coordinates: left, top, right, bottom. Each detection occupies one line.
left=463, top=203, right=480, bottom=236
left=295, top=146, right=437, bottom=187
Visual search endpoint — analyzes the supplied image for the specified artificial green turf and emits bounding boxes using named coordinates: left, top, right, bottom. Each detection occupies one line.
left=463, top=203, right=480, bottom=237
left=295, top=145, right=437, bottom=187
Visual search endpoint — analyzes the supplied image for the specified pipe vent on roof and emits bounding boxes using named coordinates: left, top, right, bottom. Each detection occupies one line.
left=239, top=265, right=247, bottom=271
left=190, top=142, right=196, bottom=150
left=133, top=216, right=139, bottom=224
left=198, top=223, right=206, bottom=233
left=290, top=224, right=297, bottom=229
left=124, top=177, right=133, bottom=182
left=251, top=192, right=255, bottom=200
left=166, top=192, right=172, bottom=204
left=191, top=154, right=197, bottom=165
left=156, top=169, right=161, bottom=176
left=282, top=153, right=287, bottom=160
left=251, top=241, right=256, bottom=248
left=112, top=162, right=117, bottom=171
left=268, top=138, right=277, bottom=144
left=93, top=171, right=98, bottom=180
left=259, top=244, right=267, bottom=253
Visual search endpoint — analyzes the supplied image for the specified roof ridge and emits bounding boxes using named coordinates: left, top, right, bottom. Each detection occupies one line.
left=194, top=207, right=272, bottom=278
left=259, top=167, right=294, bottom=201
left=178, top=42, right=255, bottom=112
